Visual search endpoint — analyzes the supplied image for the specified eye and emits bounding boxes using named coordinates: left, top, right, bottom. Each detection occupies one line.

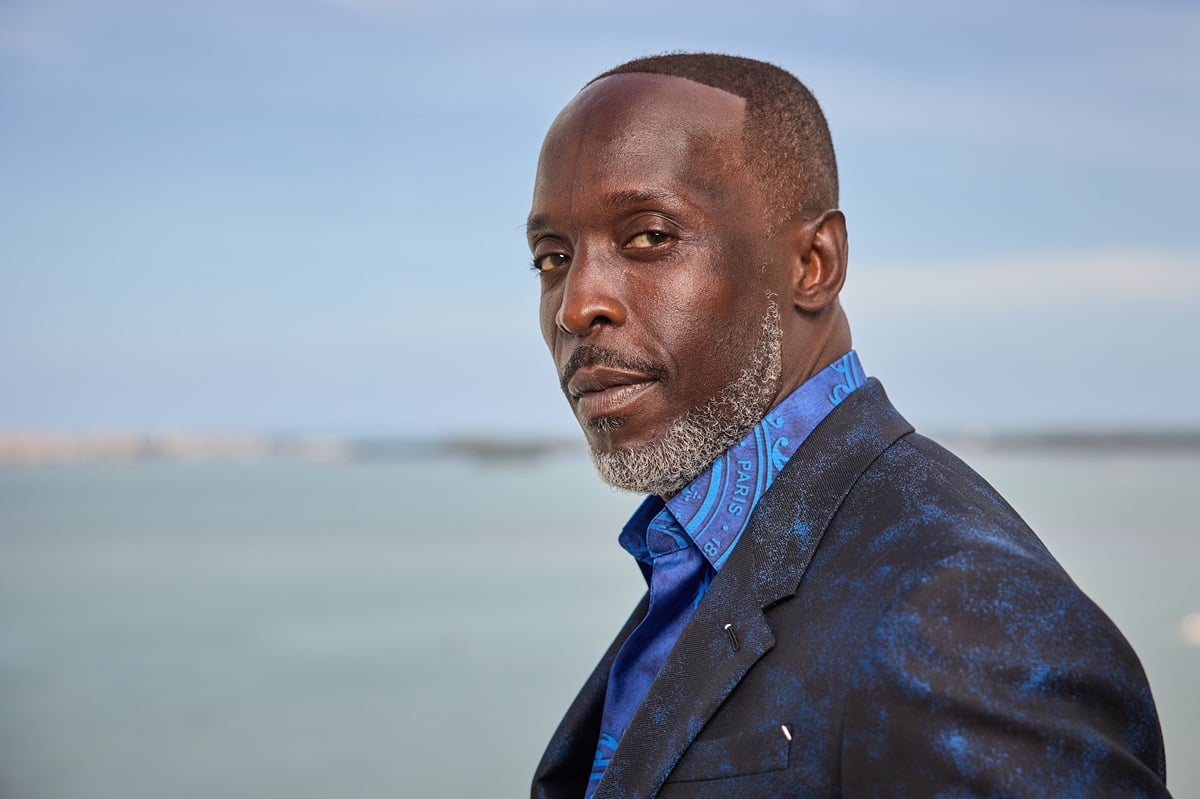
left=531, top=251, right=570, bottom=274
left=625, top=230, right=672, bottom=249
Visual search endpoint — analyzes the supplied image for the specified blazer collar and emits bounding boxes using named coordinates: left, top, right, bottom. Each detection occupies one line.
left=592, top=379, right=913, bottom=799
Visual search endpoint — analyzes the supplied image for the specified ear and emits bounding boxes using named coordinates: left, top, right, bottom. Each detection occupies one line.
left=787, top=210, right=847, bottom=314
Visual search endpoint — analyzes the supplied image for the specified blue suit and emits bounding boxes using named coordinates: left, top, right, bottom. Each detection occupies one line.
left=533, top=380, right=1169, bottom=798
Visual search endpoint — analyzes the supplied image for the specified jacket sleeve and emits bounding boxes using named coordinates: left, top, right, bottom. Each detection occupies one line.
left=839, top=548, right=1170, bottom=798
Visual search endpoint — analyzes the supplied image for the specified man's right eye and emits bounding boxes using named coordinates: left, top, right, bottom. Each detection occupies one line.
left=532, top=252, right=570, bottom=273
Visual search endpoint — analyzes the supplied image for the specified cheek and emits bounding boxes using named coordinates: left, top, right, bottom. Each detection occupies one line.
left=687, top=284, right=775, bottom=381
left=660, top=287, right=753, bottom=387
left=538, top=292, right=559, bottom=350
left=646, top=286, right=714, bottom=357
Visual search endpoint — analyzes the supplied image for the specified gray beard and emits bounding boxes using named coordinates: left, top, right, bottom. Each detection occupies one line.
left=589, top=300, right=783, bottom=498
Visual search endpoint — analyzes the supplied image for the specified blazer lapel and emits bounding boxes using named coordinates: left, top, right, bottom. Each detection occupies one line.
left=533, top=594, right=650, bottom=799
left=593, top=552, right=776, bottom=799
left=593, top=380, right=913, bottom=799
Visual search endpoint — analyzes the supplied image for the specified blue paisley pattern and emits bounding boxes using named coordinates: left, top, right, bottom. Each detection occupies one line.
left=827, top=350, right=865, bottom=405
left=669, top=350, right=866, bottom=571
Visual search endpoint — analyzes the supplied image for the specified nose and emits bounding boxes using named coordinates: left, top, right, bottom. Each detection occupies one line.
left=554, top=248, right=628, bottom=336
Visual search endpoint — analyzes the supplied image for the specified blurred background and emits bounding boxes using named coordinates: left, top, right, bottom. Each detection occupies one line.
left=1, top=0, right=1197, bottom=796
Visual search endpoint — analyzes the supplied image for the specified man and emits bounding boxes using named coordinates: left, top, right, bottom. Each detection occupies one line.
left=527, top=53, right=1169, bottom=799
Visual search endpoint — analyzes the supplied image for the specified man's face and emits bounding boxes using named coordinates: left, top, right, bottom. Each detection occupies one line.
left=528, top=73, right=795, bottom=492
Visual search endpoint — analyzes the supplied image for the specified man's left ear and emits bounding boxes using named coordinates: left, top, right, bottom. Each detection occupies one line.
left=787, top=209, right=848, bottom=314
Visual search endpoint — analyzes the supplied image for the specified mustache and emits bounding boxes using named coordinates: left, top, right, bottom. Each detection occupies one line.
left=559, top=345, right=669, bottom=393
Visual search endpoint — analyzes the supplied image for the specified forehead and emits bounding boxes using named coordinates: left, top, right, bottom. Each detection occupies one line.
left=531, top=73, right=749, bottom=226
left=551, top=72, right=746, bottom=141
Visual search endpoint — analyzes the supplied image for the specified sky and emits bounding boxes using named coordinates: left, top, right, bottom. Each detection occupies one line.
left=2, top=0, right=1197, bottom=438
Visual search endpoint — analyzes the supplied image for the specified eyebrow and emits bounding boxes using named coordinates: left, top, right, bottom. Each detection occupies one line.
left=525, top=214, right=554, bottom=239
left=526, top=187, right=698, bottom=240
left=598, top=188, right=687, bottom=212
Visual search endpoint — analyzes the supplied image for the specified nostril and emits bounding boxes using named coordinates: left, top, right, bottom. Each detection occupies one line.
left=557, top=297, right=622, bottom=336
left=558, top=308, right=617, bottom=336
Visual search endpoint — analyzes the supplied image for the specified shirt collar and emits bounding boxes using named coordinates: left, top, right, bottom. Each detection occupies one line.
left=620, top=350, right=866, bottom=571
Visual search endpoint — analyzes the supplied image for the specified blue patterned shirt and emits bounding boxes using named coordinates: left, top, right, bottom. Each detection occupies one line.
left=584, top=351, right=867, bottom=797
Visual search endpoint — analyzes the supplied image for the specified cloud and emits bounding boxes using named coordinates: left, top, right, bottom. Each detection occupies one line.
left=844, top=250, right=1200, bottom=317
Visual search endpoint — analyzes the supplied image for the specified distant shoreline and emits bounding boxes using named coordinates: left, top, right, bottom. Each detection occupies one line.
left=2, top=430, right=1200, bottom=466
left=936, top=430, right=1200, bottom=455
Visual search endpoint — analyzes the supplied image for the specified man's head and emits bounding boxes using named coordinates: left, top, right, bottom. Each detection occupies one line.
left=528, top=53, right=851, bottom=497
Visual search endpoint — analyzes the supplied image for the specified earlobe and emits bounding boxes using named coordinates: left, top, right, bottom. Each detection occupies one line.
left=790, top=210, right=848, bottom=314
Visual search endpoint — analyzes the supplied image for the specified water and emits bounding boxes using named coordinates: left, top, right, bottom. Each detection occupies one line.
left=0, top=451, right=1196, bottom=797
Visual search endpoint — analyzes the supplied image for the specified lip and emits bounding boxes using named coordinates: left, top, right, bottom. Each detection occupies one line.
left=568, top=366, right=659, bottom=420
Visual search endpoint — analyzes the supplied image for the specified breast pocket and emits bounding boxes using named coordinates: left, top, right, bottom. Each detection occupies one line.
left=667, top=724, right=793, bottom=783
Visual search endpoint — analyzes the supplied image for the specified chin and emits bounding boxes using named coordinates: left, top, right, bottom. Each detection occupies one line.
left=582, top=414, right=625, bottom=438
left=582, top=296, right=785, bottom=496
left=582, top=412, right=674, bottom=457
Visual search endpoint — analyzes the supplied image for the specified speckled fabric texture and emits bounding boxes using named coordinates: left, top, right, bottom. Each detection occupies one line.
left=532, top=380, right=1170, bottom=799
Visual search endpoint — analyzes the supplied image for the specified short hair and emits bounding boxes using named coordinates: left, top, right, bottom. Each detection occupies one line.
left=592, top=53, right=838, bottom=229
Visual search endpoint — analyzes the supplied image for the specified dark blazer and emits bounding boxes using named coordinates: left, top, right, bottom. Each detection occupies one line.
left=533, top=380, right=1169, bottom=799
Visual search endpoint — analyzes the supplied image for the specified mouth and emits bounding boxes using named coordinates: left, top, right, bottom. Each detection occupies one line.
left=570, top=371, right=658, bottom=421
left=560, top=345, right=667, bottom=425
left=561, top=348, right=662, bottom=423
